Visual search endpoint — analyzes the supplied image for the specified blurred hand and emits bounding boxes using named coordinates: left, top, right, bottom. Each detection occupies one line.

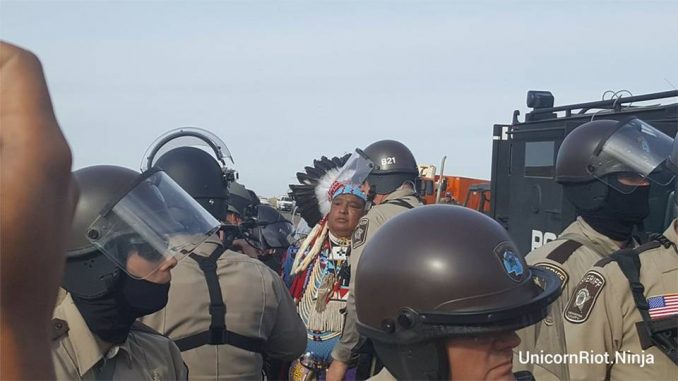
left=232, top=238, right=261, bottom=258
left=326, top=360, right=349, bottom=381
left=0, top=41, right=78, bottom=380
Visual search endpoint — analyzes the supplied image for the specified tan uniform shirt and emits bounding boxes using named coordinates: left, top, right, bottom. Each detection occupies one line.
left=331, top=188, right=422, bottom=363
left=527, top=217, right=628, bottom=307
left=564, top=221, right=678, bottom=381
left=141, top=238, right=306, bottom=380
left=52, top=294, right=187, bottom=381
left=514, top=217, right=628, bottom=379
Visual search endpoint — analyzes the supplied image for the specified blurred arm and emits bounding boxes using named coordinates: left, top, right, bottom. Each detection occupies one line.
left=0, top=41, right=78, bottom=380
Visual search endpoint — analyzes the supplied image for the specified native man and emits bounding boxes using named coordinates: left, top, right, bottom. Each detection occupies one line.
left=284, top=154, right=368, bottom=381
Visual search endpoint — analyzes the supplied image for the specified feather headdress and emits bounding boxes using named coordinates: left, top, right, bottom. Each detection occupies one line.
left=289, top=154, right=351, bottom=228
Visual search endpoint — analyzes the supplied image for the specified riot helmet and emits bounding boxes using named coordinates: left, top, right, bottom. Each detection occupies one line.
left=64, top=165, right=220, bottom=298
left=142, top=127, right=233, bottom=169
left=361, top=140, right=419, bottom=195
left=143, top=127, right=235, bottom=221
left=248, top=189, right=261, bottom=207
left=227, top=180, right=257, bottom=219
left=555, top=118, right=674, bottom=240
left=153, top=147, right=230, bottom=221
left=245, top=205, right=294, bottom=250
left=556, top=118, right=673, bottom=207
left=355, top=205, right=562, bottom=380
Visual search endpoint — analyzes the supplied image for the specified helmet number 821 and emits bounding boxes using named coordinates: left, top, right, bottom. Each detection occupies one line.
left=381, top=157, right=397, bottom=166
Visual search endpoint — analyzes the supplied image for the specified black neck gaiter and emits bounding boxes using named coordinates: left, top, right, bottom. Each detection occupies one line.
left=580, top=185, right=650, bottom=242
left=72, top=276, right=169, bottom=344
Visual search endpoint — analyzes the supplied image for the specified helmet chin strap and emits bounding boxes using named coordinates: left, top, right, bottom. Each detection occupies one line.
left=367, top=184, right=377, bottom=203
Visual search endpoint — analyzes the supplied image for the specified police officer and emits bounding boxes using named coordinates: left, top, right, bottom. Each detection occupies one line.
left=563, top=134, right=677, bottom=380
left=140, top=130, right=306, bottom=380
left=515, top=118, right=674, bottom=374
left=327, top=140, right=423, bottom=380
left=353, top=205, right=563, bottom=381
left=54, top=165, right=207, bottom=380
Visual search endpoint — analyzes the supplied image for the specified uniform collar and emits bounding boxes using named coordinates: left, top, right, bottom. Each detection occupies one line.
left=381, top=187, right=417, bottom=203
left=663, top=219, right=678, bottom=246
left=566, top=217, right=629, bottom=254
left=54, top=294, right=133, bottom=375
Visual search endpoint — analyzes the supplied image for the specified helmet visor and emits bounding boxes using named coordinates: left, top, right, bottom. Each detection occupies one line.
left=589, top=118, right=674, bottom=193
left=87, top=170, right=221, bottom=279
left=333, top=149, right=376, bottom=186
left=142, top=127, right=233, bottom=171
left=246, top=218, right=294, bottom=250
left=668, top=133, right=678, bottom=173
left=260, top=220, right=294, bottom=249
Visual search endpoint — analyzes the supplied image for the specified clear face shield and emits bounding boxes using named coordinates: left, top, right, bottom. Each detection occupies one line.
left=141, top=127, right=234, bottom=171
left=86, top=169, right=221, bottom=279
left=334, top=149, right=376, bottom=189
left=588, top=118, right=674, bottom=193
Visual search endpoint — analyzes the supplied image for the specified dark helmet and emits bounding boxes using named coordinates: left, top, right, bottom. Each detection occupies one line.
left=64, top=166, right=139, bottom=299
left=227, top=180, right=256, bottom=218
left=355, top=205, right=561, bottom=380
left=154, top=146, right=230, bottom=220
left=246, top=205, right=294, bottom=250
left=555, top=117, right=673, bottom=210
left=64, top=166, right=220, bottom=298
left=362, top=140, right=418, bottom=195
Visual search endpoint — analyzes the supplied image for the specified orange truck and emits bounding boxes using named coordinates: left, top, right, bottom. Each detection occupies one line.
left=418, top=164, right=491, bottom=213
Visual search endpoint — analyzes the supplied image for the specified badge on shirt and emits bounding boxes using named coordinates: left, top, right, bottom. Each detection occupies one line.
left=352, top=217, right=369, bottom=249
left=535, top=262, right=569, bottom=291
left=564, top=270, right=606, bottom=324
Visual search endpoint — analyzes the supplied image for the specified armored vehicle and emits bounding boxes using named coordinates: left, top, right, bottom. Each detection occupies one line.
left=490, top=90, right=678, bottom=254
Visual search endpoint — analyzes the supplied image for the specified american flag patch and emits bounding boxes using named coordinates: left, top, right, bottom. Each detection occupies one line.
left=647, top=293, right=678, bottom=319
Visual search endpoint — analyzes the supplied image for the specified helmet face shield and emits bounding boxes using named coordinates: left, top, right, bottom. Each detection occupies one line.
left=247, top=220, right=294, bottom=250
left=333, top=150, right=376, bottom=187
left=671, top=133, right=678, bottom=172
left=245, top=205, right=294, bottom=250
left=588, top=118, right=674, bottom=193
left=87, top=170, right=221, bottom=279
left=142, top=127, right=233, bottom=171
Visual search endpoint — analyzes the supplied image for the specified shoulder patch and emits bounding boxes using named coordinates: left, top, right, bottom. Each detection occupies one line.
left=352, top=217, right=369, bottom=249
left=564, top=270, right=606, bottom=324
left=534, top=262, right=569, bottom=290
left=51, top=318, right=69, bottom=341
left=546, top=240, right=583, bottom=264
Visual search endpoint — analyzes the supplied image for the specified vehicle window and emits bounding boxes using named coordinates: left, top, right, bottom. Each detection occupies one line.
left=524, top=141, right=554, bottom=178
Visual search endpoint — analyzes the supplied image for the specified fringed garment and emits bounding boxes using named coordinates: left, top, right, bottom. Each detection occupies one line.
left=286, top=221, right=352, bottom=372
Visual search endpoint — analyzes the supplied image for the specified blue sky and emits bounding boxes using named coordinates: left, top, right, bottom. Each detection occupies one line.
left=2, top=0, right=677, bottom=196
